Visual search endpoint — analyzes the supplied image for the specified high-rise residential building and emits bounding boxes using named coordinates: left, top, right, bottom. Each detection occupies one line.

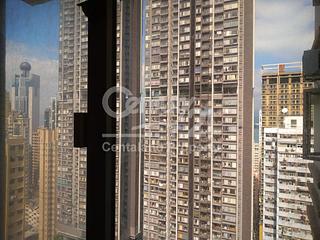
left=261, top=62, right=313, bottom=130
left=253, top=143, right=260, bottom=178
left=262, top=116, right=313, bottom=240
left=5, top=94, right=28, bottom=240
left=260, top=62, right=314, bottom=237
left=7, top=112, right=29, bottom=141
left=143, top=0, right=253, bottom=239
left=11, top=62, right=40, bottom=144
left=6, top=111, right=33, bottom=199
left=36, top=128, right=58, bottom=240
left=31, top=131, right=40, bottom=196
left=5, top=137, right=26, bottom=240
left=252, top=142, right=260, bottom=240
left=56, top=0, right=87, bottom=238
left=33, top=98, right=57, bottom=194
left=255, top=110, right=263, bottom=240
left=31, top=128, right=58, bottom=203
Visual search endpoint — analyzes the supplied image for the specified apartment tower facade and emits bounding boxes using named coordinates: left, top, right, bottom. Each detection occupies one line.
left=37, top=128, right=58, bottom=240
left=5, top=137, right=26, bottom=240
left=143, top=0, right=253, bottom=239
left=262, top=117, right=313, bottom=239
left=261, top=62, right=313, bottom=130
left=260, top=62, right=314, bottom=237
left=57, top=0, right=87, bottom=238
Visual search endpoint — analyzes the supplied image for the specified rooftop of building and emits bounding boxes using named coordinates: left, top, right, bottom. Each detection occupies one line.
left=261, top=62, right=302, bottom=76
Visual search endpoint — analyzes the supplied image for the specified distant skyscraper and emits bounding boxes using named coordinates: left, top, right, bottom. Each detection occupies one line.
left=44, top=97, right=57, bottom=129
left=262, top=116, right=313, bottom=239
left=11, top=62, right=40, bottom=144
left=143, top=0, right=254, bottom=239
left=36, top=128, right=58, bottom=240
left=43, top=108, right=50, bottom=129
left=26, top=75, right=40, bottom=144
left=56, top=0, right=87, bottom=238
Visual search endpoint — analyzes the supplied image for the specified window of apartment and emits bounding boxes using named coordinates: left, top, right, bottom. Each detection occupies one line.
left=225, top=47, right=238, bottom=54
left=224, top=56, right=238, bottom=63
left=280, top=77, right=289, bottom=84
left=224, top=20, right=238, bottom=28
left=224, top=2, right=238, bottom=10
left=291, top=77, right=301, bottom=83
left=269, top=78, right=277, bottom=84
left=224, top=9, right=238, bottom=19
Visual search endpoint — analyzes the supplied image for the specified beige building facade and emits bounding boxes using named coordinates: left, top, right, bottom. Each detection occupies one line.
left=143, top=0, right=254, bottom=239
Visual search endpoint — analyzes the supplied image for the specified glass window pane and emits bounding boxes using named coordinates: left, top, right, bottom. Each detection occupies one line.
left=5, top=1, right=87, bottom=239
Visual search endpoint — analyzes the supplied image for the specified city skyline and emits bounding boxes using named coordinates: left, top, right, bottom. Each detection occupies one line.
left=2, top=0, right=317, bottom=240
left=6, top=0, right=59, bottom=122
left=5, top=0, right=315, bottom=126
